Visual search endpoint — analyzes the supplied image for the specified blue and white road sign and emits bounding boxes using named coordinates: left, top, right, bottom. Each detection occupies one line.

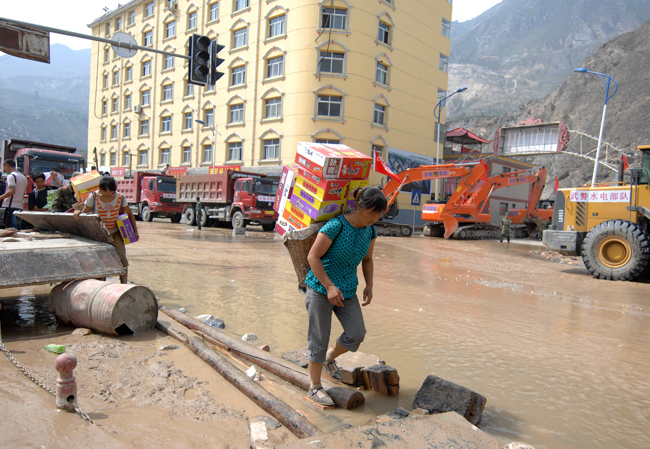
left=410, top=189, right=422, bottom=206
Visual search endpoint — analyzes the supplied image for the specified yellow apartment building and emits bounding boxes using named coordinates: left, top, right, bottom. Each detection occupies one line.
left=88, top=0, right=453, bottom=190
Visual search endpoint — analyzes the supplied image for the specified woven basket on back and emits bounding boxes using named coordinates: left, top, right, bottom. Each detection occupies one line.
left=282, top=221, right=328, bottom=294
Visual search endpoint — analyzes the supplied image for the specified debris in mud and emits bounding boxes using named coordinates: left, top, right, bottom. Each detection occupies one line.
left=72, top=328, right=92, bottom=336
left=254, top=415, right=282, bottom=430
left=158, top=344, right=179, bottom=351
left=242, top=333, right=257, bottom=341
left=528, top=250, right=583, bottom=265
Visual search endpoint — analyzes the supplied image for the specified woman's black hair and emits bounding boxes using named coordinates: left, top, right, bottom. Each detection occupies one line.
left=99, top=176, right=117, bottom=192
left=353, top=187, right=387, bottom=213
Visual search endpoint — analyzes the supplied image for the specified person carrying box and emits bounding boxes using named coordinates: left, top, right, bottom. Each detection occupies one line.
left=73, top=176, right=139, bottom=284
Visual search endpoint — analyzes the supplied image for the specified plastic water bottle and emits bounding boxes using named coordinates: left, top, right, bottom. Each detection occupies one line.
left=44, top=344, right=66, bottom=354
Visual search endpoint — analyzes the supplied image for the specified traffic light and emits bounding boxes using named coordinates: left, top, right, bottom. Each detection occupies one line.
left=188, top=34, right=211, bottom=86
left=209, top=40, right=226, bottom=86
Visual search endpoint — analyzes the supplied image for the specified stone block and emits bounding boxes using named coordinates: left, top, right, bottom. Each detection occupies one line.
left=336, top=351, right=384, bottom=387
left=282, top=348, right=309, bottom=368
left=412, top=375, right=486, bottom=426
left=362, top=363, right=400, bottom=396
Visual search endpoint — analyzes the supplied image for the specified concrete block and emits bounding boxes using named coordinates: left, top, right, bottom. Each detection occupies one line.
left=336, top=351, right=384, bottom=387
left=412, top=375, right=487, bottom=426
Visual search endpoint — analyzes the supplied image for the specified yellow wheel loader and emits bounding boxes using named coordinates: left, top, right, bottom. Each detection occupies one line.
left=542, top=146, right=650, bottom=281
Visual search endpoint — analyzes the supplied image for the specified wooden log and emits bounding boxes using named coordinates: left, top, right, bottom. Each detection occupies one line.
left=364, top=364, right=400, bottom=396
left=156, top=320, right=322, bottom=438
left=160, top=307, right=364, bottom=410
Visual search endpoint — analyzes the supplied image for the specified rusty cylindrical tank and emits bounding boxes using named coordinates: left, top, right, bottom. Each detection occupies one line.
left=48, top=280, right=158, bottom=336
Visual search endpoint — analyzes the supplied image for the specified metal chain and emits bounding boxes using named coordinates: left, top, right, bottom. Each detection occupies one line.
left=0, top=340, right=96, bottom=426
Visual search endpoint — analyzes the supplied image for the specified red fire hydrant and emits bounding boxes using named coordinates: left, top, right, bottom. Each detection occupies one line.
left=54, top=353, right=77, bottom=411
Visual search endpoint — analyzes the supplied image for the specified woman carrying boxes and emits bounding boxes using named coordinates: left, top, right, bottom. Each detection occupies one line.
left=304, top=186, right=387, bottom=406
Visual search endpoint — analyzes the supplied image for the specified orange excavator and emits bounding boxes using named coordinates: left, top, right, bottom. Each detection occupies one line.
left=507, top=170, right=554, bottom=240
left=422, top=167, right=549, bottom=239
left=376, top=161, right=488, bottom=237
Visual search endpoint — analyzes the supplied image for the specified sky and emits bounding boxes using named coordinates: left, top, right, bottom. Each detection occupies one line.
left=0, top=0, right=502, bottom=50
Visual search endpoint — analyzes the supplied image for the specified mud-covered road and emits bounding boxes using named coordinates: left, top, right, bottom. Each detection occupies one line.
left=2, top=220, right=649, bottom=448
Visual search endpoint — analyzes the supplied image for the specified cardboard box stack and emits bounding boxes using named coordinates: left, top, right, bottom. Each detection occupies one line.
left=274, top=142, right=371, bottom=236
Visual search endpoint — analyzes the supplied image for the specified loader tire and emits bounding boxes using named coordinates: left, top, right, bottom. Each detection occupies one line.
left=581, top=220, right=650, bottom=281
left=183, top=206, right=196, bottom=226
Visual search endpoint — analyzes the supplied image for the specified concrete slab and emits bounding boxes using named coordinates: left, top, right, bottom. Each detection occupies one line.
left=281, top=412, right=501, bottom=449
left=15, top=211, right=112, bottom=243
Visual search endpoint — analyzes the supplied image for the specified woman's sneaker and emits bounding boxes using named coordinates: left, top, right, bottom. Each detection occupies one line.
left=307, top=386, right=334, bottom=406
left=323, top=359, right=344, bottom=382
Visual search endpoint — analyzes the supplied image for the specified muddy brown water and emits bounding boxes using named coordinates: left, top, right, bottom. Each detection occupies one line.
left=2, top=220, right=650, bottom=448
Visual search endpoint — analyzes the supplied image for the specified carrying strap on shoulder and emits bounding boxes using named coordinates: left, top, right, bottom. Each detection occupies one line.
left=330, top=215, right=344, bottom=245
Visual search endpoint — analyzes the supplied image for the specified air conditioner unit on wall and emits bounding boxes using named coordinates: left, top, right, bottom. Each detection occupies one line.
left=165, top=1, right=178, bottom=11
left=134, top=105, right=142, bottom=114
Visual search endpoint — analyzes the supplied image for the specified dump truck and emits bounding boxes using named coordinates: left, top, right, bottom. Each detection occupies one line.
left=543, top=146, right=650, bottom=281
left=176, top=170, right=279, bottom=230
left=116, top=171, right=183, bottom=223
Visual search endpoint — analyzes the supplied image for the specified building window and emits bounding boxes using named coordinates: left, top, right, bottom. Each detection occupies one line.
left=101, top=100, right=107, bottom=115
left=268, top=14, right=285, bottom=38
left=105, top=22, right=111, bottom=36
left=124, top=122, right=131, bottom=138
left=502, top=166, right=512, bottom=174
left=125, top=66, right=132, bottom=82
left=442, top=19, right=451, bottom=38
left=161, top=116, right=172, bottom=133
left=228, top=142, right=242, bottom=161
left=262, top=139, right=279, bottom=160
left=145, top=1, right=154, bottom=17
left=375, top=61, right=389, bottom=85
left=162, top=84, right=173, bottom=102
left=378, top=22, right=390, bottom=45
left=209, top=2, right=219, bottom=21
left=499, top=202, right=509, bottom=216
left=140, top=119, right=150, bottom=135
left=128, top=10, right=135, bottom=26
left=112, top=70, right=119, bottom=86
left=234, top=0, right=249, bottom=12
left=319, top=51, right=344, bottom=74
left=321, top=7, right=347, bottom=30
left=231, top=65, right=245, bottom=86
left=101, top=126, right=107, bottom=141
left=144, top=30, right=153, bottom=47
left=115, top=17, right=122, bottom=31
left=103, top=73, right=108, bottom=88
left=123, top=152, right=130, bottom=166
left=139, top=149, right=148, bottom=165
left=205, top=82, right=215, bottom=92
left=160, top=148, right=171, bottom=165
left=141, top=89, right=150, bottom=106
left=229, top=103, right=244, bottom=124
left=112, top=97, right=119, bottom=112
left=233, top=27, right=248, bottom=49
left=165, top=20, right=176, bottom=38
left=183, top=112, right=193, bottom=130
left=111, top=124, right=118, bottom=139
left=266, top=56, right=284, bottom=78
left=439, top=54, right=449, bottom=73
left=185, top=82, right=194, bottom=97
left=317, top=95, right=342, bottom=118
left=373, top=103, right=386, bottom=126
left=183, top=145, right=191, bottom=163
left=104, top=48, right=110, bottom=63
left=124, top=94, right=131, bottom=110
left=163, top=54, right=174, bottom=70
left=100, top=153, right=106, bottom=166
left=202, top=144, right=212, bottom=163
left=188, top=11, right=197, bottom=29
left=110, top=152, right=117, bottom=166
left=315, top=138, right=340, bottom=144
left=204, top=108, right=214, bottom=126
left=142, top=59, right=152, bottom=77
left=437, top=89, right=446, bottom=104
left=264, top=97, right=282, bottom=119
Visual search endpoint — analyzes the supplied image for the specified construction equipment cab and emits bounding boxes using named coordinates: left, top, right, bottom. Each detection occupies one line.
left=543, top=145, right=650, bottom=281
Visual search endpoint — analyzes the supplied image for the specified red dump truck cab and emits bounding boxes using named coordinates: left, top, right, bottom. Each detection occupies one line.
left=116, top=172, right=183, bottom=223
left=176, top=170, right=279, bottom=231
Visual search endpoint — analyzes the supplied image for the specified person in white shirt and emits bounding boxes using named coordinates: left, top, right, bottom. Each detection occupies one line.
left=0, top=159, right=28, bottom=229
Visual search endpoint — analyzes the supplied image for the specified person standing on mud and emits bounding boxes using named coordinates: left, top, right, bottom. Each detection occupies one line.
left=304, top=187, right=387, bottom=406
left=500, top=214, right=512, bottom=243
left=195, top=197, right=203, bottom=230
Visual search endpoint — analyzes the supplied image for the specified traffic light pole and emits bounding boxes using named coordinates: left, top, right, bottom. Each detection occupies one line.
left=0, top=16, right=190, bottom=61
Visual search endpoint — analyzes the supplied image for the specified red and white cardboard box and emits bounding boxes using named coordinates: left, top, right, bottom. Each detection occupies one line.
left=274, top=166, right=299, bottom=213
left=274, top=217, right=297, bottom=236
left=295, top=142, right=372, bottom=179
left=295, top=169, right=349, bottom=201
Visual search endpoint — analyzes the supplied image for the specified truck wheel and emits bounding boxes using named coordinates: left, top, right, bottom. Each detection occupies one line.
left=141, top=206, right=153, bottom=222
left=183, top=207, right=196, bottom=226
left=262, top=222, right=275, bottom=232
left=170, top=214, right=181, bottom=224
left=581, top=220, right=650, bottom=281
left=232, top=211, right=245, bottom=229
left=400, top=226, right=413, bottom=237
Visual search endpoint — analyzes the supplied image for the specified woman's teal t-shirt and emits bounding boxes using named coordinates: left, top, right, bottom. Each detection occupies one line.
left=305, top=215, right=377, bottom=299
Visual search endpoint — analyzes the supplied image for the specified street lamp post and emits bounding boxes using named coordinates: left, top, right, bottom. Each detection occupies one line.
left=574, top=67, right=618, bottom=187
left=433, top=87, right=468, bottom=200
left=195, top=119, right=218, bottom=171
